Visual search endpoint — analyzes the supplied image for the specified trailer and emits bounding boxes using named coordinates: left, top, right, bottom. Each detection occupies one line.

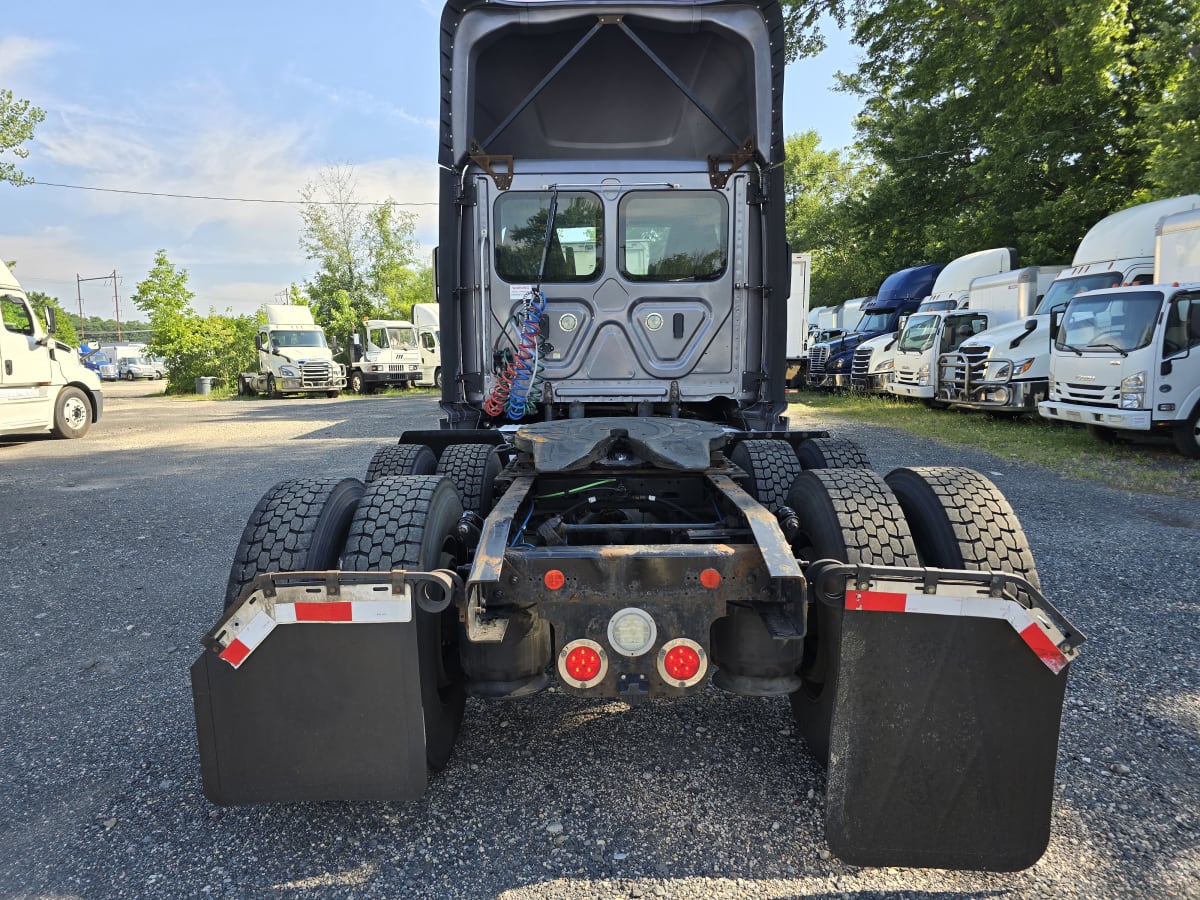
left=192, top=0, right=1083, bottom=872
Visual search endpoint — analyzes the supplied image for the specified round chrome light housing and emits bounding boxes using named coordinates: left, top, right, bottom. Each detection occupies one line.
left=558, top=639, right=608, bottom=689
left=657, top=638, right=708, bottom=688
left=607, top=607, right=657, bottom=657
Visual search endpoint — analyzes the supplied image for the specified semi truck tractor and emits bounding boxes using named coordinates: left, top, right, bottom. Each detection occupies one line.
left=808, top=265, right=943, bottom=389
left=890, top=265, right=1064, bottom=405
left=850, top=248, right=1016, bottom=393
left=0, top=260, right=103, bottom=439
left=938, top=194, right=1200, bottom=414
left=238, top=303, right=345, bottom=398
left=342, top=319, right=423, bottom=393
left=1040, top=206, right=1200, bottom=455
left=191, top=0, right=1083, bottom=873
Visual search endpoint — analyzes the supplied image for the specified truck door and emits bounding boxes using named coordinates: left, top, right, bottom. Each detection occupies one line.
left=0, top=293, right=53, bottom=429
left=1161, top=290, right=1200, bottom=421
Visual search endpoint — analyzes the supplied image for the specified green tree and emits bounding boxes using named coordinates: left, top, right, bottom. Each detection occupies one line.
left=131, top=249, right=257, bottom=394
left=298, top=165, right=424, bottom=336
left=783, top=130, right=881, bottom=305
left=0, top=89, right=45, bottom=185
left=26, top=290, right=79, bottom=346
left=1142, top=17, right=1200, bottom=195
left=839, top=0, right=1188, bottom=268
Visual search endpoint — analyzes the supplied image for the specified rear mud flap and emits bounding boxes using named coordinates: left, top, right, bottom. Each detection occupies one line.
left=191, top=577, right=431, bottom=805
left=812, top=562, right=1083, bottom=871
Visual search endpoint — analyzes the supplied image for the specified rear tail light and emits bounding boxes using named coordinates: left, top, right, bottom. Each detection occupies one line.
left=657, top=638, right=707, bottom=688
left=607, top=607, right=657, bottom=657
left=558, top=639, right=608, bottom=689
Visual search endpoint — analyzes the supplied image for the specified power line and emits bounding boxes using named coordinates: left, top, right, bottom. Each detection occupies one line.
left=29, top=181, right=438, bottom=207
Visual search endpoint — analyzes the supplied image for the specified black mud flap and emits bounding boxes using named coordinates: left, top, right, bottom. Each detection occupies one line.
left=191, top=579, right=429, bottom=805
left=814, top=562, right=1083, bottom=872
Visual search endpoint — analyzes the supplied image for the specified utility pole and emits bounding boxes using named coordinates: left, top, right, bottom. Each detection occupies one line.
left=77, top=271, right=121, bottom=341
left=275, top=287, right=290, bottom=305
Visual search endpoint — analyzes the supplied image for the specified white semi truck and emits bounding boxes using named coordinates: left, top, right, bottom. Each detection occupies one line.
left=850, top=248, right=1016, bottom=393
left=890, top=266, right=1063, bottom=405
left=192, top=0, right=1083, bottom=873
left=412, top=303, right=443, bottom=388
left=0, top=260, right=103, bottom=439
left=239, top=304, right=345, bottom=398
left=938, top=195, right=1200, bottom=414
left=342, top=319, right=423, bottom=394
left=1039, top=206, right=1200, bottom=455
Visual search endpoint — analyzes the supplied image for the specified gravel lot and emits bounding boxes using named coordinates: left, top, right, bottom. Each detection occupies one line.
left=1, top=381, right=1197, bottom=899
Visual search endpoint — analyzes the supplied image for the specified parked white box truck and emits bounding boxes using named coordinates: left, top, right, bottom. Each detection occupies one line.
left=784, top=253, right=811, bottom=387
left=939, top=195, right=1200, bottom=414
left=1039, top=206, right=1200, bottom=455
left=239, top=304, right=345, bottom=398
left=0, top=260, right=103, bottom=438
left=890, top=266, right=1063, bottom=405
left=851, top=248, right=1016, bottom=393
left=412, top=303, right=443, bottom=388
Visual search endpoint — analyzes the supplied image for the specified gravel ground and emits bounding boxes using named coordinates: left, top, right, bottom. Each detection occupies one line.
left=0, top=382, right=1196, bottom=899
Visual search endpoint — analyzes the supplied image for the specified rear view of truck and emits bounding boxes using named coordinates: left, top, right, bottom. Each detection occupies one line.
left=192, top=0, right=1082, bottom=872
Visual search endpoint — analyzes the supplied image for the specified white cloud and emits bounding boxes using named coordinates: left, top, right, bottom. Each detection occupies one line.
left=286, top=74, right=438, bottom=131
left=0, top=36, right=60, bottom=82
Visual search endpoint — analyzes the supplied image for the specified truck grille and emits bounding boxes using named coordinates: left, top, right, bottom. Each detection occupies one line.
left=808, top=346, right=829, bottom=377
left=1051, top=380, right=1120, bottom=407
left=893, top=368, right=922, bottom=387
left=939, top=346, right=989, bottom=395
left=301, top=360, right=332, bottom=386
left=850, top=346, right=873, bottom=388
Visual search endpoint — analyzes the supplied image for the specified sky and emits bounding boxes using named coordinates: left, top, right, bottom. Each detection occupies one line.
left=1, top=1, right=861, bottom=322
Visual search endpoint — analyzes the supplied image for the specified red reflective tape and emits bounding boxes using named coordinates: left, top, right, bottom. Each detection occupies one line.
left=293, top=602, right=353, bottom=622
left=220, top=638, right=251, bottom=667
left=1019, top=622, right=1069, bottom=674
left=845, top=589, right=908, bottom=612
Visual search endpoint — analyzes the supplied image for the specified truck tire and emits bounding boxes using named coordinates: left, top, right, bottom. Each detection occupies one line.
left=728, top=439, right=803, bottom=514
left=884, top=467, right=1040, bottom=595
left=434, top=368, right=442, bottom=389
left=266, top=373, right=280, bottom=399
left=349, top=371, right=367, bottom=394
left=787, top=469, right=918, bottom=763
left=366, top=443, right=437, bottom=482
left=52, top=386, right=92, bottom=439
left=341, top=476, right=466, bottom=770
left=436, top=443, right=502, bottom=515
left=223, top=477, right=364, bottom=609
left=795, top=437, right=869, bottom=470
left=1171, top=405, right=1200, bottom=459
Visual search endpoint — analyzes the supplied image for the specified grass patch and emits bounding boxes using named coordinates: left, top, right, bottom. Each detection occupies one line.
left=787, top=389, right=1200, bottom=499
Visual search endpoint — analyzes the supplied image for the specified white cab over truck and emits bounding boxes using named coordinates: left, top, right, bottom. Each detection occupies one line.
left=412, top=303, right=443, bottom=388
left=192, top=1, right=1083, bottom=873
left=1040, top=206, right=1200, bottom=455
left=891, top=265, right=1062, bottom=405
left=851, top=249, right=1015, bottom=393
left=939, top=195, right=1200, bottom=414
left=0, top=260, right=103, bottom=439
left=784, top=252, right=811, bottom=387
left=343, top=319, right=423, bottom=394
left=240, top=304, right=345, bottom=398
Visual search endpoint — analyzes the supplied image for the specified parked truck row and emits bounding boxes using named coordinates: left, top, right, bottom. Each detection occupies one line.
left=803, top=194, right=1200, bottom=457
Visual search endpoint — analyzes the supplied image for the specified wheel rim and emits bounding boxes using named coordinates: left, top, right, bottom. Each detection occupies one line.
left=62, top=397, right=88, bottom=431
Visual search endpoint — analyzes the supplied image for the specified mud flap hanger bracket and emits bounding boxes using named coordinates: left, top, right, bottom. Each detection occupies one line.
left=806, top=559, right=1085, bottom=671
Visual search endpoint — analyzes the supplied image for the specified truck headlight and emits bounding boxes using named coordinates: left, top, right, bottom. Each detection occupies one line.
left=917, top=364, right=930, bottom=386
left=1012, top=357, right=1036, bottom=377
left=876, top=358, right=894, bottom=373
left=1120, top=371, right=1145, bottom=409
left=828, top=356, right=848, bottom=371
left=984, top=360, right=1011, bottom=381
left=279, top=366, right=299, bottom=377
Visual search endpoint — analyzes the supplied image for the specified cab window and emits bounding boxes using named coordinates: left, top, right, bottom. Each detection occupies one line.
left=620, top=192, right=728, bottom=282
left=1164, top=292, right=1200, bottom=358
left=495, top=191, right=603, bottom=283
left=1, top=295, right=34, bottom=336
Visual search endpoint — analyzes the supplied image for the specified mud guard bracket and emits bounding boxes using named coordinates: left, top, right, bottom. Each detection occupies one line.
left=808, top=561, right=1083, bottom=871
left=191, top=573, right=437, bottom=805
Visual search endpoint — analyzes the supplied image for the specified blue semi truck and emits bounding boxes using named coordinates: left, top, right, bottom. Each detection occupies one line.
left=806, top=264, right=945, bottom=389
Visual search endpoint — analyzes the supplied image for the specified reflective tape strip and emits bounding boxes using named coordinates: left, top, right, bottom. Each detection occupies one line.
left=218, top=610, right=276, bottom=669
left=845, top=589, right=1070, bottom=674
left=274, top=599, right=410, bottom=624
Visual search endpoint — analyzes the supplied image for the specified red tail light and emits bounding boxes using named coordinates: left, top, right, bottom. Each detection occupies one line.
left=557, top=639, right=608, bottom=688
left=657, top=638, right=707, bottom=687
